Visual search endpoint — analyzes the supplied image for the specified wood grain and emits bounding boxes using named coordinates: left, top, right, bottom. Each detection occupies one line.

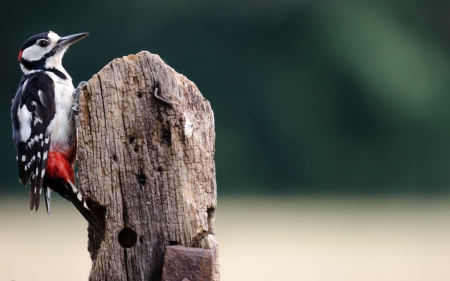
left=77, top=51, right=219, bottom=281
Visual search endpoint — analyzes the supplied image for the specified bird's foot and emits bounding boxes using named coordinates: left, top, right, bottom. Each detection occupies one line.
left=71, top=81, right=87, bottom=118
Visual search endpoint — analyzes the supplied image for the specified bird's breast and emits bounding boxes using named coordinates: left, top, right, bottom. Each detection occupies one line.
left=46, top=72, right=75, bottom=149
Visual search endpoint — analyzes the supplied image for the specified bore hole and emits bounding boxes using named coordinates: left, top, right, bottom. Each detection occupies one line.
left=157, top=167, right=162, bottom=172
left=162, top=129, right=172, bottom=147
left=118, top=227, right=137, bottom=248
left=113, top=155, right=117, bottom=162
left=168, top=241, right=179, bottom=245
left=129, top=136, right=135, bottom=144
left=139, top=236, right=144, bottom=243
left=133, top=146, right=139, bottom=152
left=137, top=92, right=143, bottom=98
left=137, top=173, right=146, bottom=185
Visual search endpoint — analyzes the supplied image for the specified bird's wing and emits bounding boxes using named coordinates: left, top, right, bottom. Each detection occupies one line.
left=12, top=72, right=55, bottom=211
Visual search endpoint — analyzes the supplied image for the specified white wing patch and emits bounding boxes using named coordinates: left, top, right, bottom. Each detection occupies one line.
left=18, top=106, right=32, bottom=141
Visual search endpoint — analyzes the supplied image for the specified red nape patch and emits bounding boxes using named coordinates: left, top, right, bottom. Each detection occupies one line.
left=45, top=151, right=75, bottom=184
left=18, top=50, right=23, bottom=62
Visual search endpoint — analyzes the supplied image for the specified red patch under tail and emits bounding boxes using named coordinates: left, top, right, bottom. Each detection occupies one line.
left=45, top=151, right=75, bottom=184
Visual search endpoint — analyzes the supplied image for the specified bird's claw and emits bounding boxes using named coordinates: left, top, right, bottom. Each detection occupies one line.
left=71, top=81, right=87, bottom=118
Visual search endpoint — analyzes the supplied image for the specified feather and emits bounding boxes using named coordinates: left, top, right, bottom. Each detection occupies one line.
left=12, top=72, right=55, bottom=211
left=44, top=176, right=104, bottom=238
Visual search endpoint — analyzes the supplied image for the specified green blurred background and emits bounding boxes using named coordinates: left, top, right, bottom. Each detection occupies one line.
left=1, top=1, right=450, bottom=280
left=2, top=0, right=450, bottom=196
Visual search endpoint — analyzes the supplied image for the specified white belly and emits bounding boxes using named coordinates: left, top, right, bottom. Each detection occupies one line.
left=46, top=72, right=74, bottom=147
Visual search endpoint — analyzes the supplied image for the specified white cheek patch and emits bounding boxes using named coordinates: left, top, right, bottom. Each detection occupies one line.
left=21, top=44, right=51, bottom=62
left=21, top=31, right=59, bottom=63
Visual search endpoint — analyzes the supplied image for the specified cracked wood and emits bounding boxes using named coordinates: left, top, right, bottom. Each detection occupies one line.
left=77, top=51, right=219, bottom=281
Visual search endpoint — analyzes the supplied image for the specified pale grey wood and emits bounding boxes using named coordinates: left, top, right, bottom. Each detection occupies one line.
left=76, top=51, right=219, bottom=281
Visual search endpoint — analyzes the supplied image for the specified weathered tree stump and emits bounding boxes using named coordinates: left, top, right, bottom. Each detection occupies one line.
left=76, top=51, right=219, bottom=281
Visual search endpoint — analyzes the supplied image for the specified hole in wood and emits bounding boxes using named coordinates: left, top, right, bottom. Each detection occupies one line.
left=162, top=129, right=172, bottom=147
left=118, top=227, right=137, bottom=248
left=168, top=241, right=179, bottom=245
left=139, top=236, right=144, bottom=244
left=129, top=136, right=135, bottom=144
left=157, top=167, right=163, bottom=172
left=133, top=145, right=139, bottom=152
left=113, top=155, right=117, bottom=162
left=137, top=173, right=146, bottom=185
left=137, top=92, right=143, bottom=98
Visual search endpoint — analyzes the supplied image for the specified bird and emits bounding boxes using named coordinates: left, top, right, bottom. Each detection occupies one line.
left=12, top=31, right=104, bottom=237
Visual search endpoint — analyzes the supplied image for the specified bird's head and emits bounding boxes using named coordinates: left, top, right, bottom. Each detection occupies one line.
left=18, top=31, right=88, bottom=74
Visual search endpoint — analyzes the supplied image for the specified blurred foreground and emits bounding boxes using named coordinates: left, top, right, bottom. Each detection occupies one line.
left=1, top=196, right=449, bottom=280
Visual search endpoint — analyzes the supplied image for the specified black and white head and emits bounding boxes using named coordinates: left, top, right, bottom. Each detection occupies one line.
left=18, top=31, right=88, bottom=74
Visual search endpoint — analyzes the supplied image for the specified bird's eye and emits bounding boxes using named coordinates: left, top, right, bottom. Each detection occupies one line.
left=37, top=40, right=50, bottom=48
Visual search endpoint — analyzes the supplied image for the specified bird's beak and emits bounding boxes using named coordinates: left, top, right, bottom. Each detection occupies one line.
left=55, top=32, right=89, bottom=51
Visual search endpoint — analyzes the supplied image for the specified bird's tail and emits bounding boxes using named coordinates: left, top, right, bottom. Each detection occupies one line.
left=44, top=179, right=105, bottom=238
left=64, top=181, right=105, bottom=238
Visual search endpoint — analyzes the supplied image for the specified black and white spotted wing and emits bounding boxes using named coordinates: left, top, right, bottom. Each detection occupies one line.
left=11, top=72, right=55, bottom=211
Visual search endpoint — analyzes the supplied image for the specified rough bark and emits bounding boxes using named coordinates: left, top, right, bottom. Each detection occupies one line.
left=76, top=51, right=219, bottom=281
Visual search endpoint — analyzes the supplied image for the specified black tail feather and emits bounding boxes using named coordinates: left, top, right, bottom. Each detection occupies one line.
left=63, top=182, right=105, bottom=238
left=45, top=177, right=105, bottom=238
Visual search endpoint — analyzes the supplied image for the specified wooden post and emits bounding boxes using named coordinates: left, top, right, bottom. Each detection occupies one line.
left=76, top=51, right=219, bottom=281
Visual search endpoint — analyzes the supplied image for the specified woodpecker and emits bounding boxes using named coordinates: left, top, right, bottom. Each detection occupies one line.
left=12, top=31, right=104, bottom=237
